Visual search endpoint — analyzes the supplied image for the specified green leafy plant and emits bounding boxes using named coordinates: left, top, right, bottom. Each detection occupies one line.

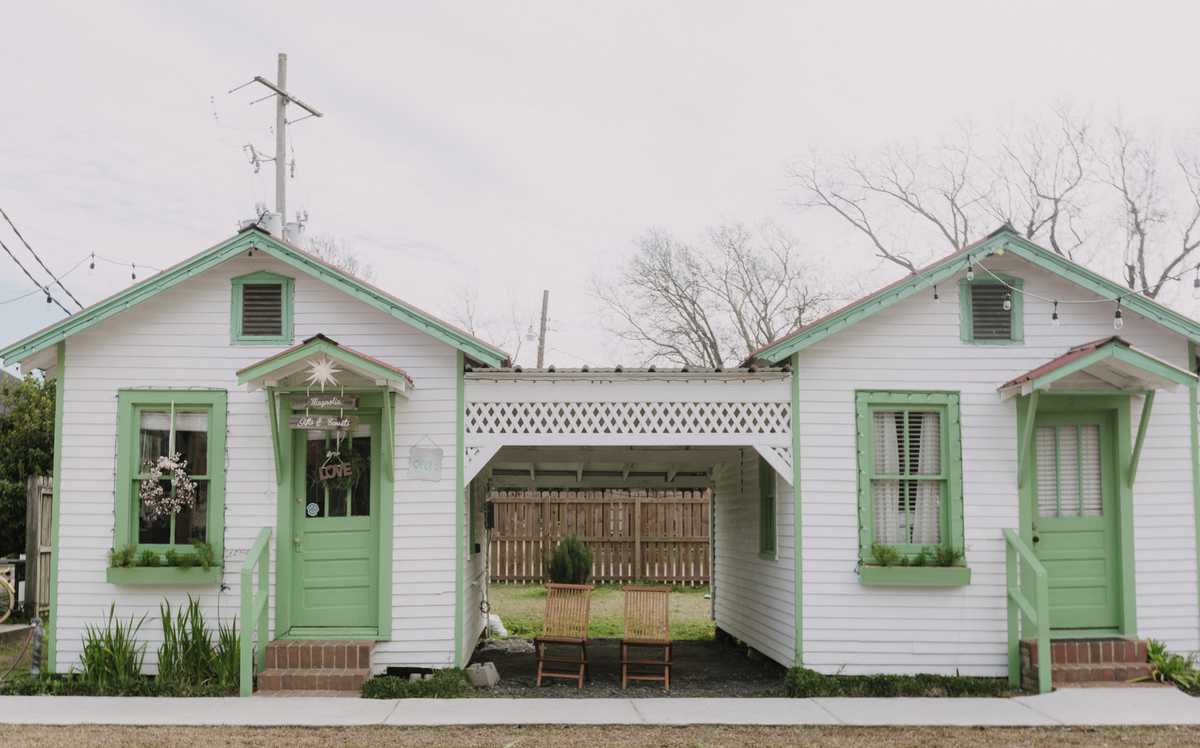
left=108, top=544, right=137, bottom=568
left=784, top=667, right=1011, bottom=698
left=869, top=543, right=903, bottom=567
left=934, top=544, right=964, bottom=567
left=79, top=604, right=147, bottom=694
left=191, top=540, right=217, bottom=570
left=214, top=618, right=240, bottom=692
left=909, top=547, right=931, bottom=567
left=136, top=548, right=161, bottom=568
left=1144, top=639, right=1199, bottom=692
left=548, top=534, right=593, bottom=585
left=164, top=549, right=198, bottom=568
left=361, top=669, right=470, bottom=699
left=157, top=596, right=218, bottom=692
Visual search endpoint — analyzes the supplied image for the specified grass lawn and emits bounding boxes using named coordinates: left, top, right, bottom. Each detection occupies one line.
left=489, top=583, right=715, bottom=640
left=9, top=725, right=1200, bottom=748
left=0, top=636, right=32, bottom=676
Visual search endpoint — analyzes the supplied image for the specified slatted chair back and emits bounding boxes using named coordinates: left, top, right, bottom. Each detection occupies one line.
left=542, top=583, right=593, bottom=640
left=623, top=585, right=670, bottom=643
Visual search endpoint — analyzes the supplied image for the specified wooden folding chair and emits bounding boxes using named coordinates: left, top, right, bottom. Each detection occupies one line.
left=621, top=585, right=672, bottom=690
left=534, top=583, right=593, bottom=688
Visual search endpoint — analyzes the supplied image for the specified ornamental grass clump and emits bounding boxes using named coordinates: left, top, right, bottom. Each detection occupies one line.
left=157, top=596, right=220, bottom=693
left=79, top=604, right=147, bottom=694
left=548, top=534, right=593, bottom=585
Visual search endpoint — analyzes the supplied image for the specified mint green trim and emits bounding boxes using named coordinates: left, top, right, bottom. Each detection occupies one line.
left=859, top=565, right=971, bottom=587
left=752, top=229, right=1200, bottom=364
left=454, top=351, right=466, bottom=666
left=47, top=342, right=64, bottom=672
left=1191, top=342, right=1200, bottom=651
left=1129, top=390, right=1155, bottom=486
left=1026, top=341, right=1196, bottom=394
left=377, top=392, right=395, bottom=642
left=1017, top=394, right=1136, bottom=637
left=106, top=566, right=222, bottom=586
left=1004, top=528, right=1051, bottom=693
left=959, top=273, right=1024, bottom=344
left=854, top=390, right=964, bottom=564
left=113, top=390, right=227, bottom=559
left=230, top=270, right=293, bottom=346
left=272, top=388, right=294, bottom=637
left=237, top=336, right=411, bottom=387
left=284, top=627, right=380, bottom=640
left=240, top=526, right=271, bottom=697
left=790, top=355, right=803, bottom=666
left=757, top=455, right=777, bottom=559
left=0, top=230, right=509, bottom=368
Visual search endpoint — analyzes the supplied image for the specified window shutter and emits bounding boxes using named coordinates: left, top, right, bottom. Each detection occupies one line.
left=970, top=283, right=1012, bottom=340
left=241, top=284, right=284, bottom=336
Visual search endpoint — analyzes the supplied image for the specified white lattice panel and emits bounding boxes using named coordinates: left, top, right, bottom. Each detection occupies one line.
left=465, top=401, right=790, bottom=435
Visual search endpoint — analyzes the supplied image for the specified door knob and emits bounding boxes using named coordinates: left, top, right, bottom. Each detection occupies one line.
left=1032, top=535, right=1040, bottom=544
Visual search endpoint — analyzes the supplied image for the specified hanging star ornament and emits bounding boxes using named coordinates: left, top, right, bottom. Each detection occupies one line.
left=304, top=356, right=341, bottom=391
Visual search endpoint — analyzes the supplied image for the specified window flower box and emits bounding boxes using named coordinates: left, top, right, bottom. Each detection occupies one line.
left=106, top=566, right=222, bottom=586
left=859, top=565, right=971, bottom=587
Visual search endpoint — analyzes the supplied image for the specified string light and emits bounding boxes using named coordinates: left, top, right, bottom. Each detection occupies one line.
left=1051, top=301, right=1060, bottom=327
left=966, top=261, right=975, bottom=282
left=89, top=252, right=95, bottom=271
left=932, top=285, right=940, bottom=303
left=1113, top=299, right=1124, bottom=331
left=131, top=263, right=137, bottom=281
left=44, top=287, right=51, bottom=304
left=1002, top=292, right=1013, bottom=312
left=1193, top=266, right=1200, bottom=299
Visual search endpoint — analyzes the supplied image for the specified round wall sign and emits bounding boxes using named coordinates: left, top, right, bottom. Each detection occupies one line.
left=306, top=502, right=320, bottom=517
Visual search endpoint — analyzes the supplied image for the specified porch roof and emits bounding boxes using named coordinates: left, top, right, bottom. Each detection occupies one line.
left=236, top=333, right=413, bottom=393
left=997, top=336, right=1197, bottom=400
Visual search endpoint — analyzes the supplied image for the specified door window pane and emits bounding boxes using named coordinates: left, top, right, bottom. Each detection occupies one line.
left=351, top=433, right=372, bottom=517
left=1035, top=424, right=1103, bottom=519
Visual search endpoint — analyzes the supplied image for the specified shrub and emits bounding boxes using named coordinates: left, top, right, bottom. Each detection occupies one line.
left=548, top=534, right=592, bottom=585
left=784, top=667, right=1012, bottom=698
left=361, top=669, right=470, bottom=699
left=79, top=604, right=147, bottom=694
left=1146, top=639, right=1199, bottom=692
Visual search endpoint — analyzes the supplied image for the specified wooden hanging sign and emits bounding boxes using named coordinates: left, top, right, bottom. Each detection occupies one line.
left=291, top=394, right=359, bottom=410
left=288, top=414, right=358, bottom=430
left=318, top=462, right=354, bottom=481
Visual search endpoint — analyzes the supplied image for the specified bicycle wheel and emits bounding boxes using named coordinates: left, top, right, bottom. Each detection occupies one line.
left=0, top=579, right=14, bottom=625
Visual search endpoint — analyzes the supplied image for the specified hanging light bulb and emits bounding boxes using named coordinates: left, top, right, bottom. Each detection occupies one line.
left=89, top=252, right=95, bottom=271
left=131, top=263, right=137, bottom=281
left=1193, top=266, right=1200, bottom=299
left=1113, top=299, right=1124, bottom=331
left=932, top=285, right=940, bottom=303
left=44, top=287, right=51, bottom=304
left=1002, top=292, right=1013, bottom=312
left=966, top=261, right=975, bottom=282
left=1051, top=301, right=1060, bottom=327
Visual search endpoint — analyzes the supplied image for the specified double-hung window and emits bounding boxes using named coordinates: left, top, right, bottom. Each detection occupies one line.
left=115, top=390, right=227, bottom=555
left=855, top=391, right=963, bottom=561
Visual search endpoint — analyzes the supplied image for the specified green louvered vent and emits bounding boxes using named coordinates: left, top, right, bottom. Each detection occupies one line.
left=241, top=284, right=284, bottom=336
left=970, top=283, right=1012, bottom=340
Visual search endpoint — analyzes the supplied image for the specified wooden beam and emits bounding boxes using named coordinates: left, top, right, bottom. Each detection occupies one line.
left=490, top=446, right=740, bottom=465
left=491, top=474, right=712, bottom=489
left=1018, top=390, right=1040, bottom=489
left=267, top=386, right=284, bottom=484
left=1130, top=390, right=1156, bottom=487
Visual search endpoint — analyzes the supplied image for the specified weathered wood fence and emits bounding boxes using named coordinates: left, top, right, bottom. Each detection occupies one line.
left=24, top=475, right=53, bottom=618
left=489, top=489, right=710, bottom=586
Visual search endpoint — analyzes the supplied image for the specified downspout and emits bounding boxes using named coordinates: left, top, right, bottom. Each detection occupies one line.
left=791, top=353, right=803, bottom=667
left=1189, top=341, right=1200, bottom=647
left=47, top=342, right=65, bottom=672
left=454, top=352, right=465, bottom=666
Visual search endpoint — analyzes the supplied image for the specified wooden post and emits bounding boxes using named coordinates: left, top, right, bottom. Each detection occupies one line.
left=634, top=492, right=643, bottom=583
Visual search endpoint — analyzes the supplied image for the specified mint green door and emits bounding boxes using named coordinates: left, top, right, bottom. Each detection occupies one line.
left=1030, top=410, right=1121, bottom=633
left=291, top=417, right=379, bottom=631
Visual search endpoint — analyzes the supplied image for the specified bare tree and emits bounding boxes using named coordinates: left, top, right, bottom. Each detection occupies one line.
left=306, top=234, right=374, bottom=281
left=792, top=106, right=1199, bottom=299
left=448, top=286, right=529, bottom=364
left=594, top=222, right=831, bottom=367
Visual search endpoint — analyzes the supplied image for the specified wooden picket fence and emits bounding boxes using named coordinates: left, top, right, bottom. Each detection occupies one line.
left=488, top=489, right=710, bottom=586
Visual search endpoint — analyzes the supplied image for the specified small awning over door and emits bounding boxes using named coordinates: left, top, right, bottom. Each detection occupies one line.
left=236, top=334, right=413, bottom=395
left=998, top=336, right=1196, bottom=401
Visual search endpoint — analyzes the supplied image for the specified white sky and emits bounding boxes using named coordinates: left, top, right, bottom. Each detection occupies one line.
left=2, top=1, right=1199, bottom=369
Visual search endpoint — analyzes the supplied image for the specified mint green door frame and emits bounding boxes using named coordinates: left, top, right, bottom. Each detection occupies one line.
left=1016, top=393, right=1137, bottom=638
left=270, top=389, right=394, bottom=641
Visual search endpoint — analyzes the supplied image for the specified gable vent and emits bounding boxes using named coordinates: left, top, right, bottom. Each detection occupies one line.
left=970, top=283, right=1012, bottom=340
left=241, top=283, right=283, bottom=336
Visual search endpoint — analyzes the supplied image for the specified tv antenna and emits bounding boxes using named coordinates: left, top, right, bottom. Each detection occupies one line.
left=229, top=53, right=323, bottom=220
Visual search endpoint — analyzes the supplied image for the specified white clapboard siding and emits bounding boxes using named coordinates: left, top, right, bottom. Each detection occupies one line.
left=797, top=254, right=1198, bottom=676
left=55, top=252, right=462, bottom=672
left=712, top=448, right=796, bottom=667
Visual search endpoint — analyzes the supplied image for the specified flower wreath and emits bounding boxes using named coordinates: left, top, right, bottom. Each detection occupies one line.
left=139, top=452, right=198, bottom=520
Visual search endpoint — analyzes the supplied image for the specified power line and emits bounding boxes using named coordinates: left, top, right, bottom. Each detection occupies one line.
left=0, top=235, right=72, bottom=315
left=0, top=255, right=88, bottom=305
left=0, top=207, right=84, bottom=310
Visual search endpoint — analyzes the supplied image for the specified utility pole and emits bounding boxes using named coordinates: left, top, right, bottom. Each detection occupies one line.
left=536, top=289, right=550, bottom=369
left=234, top=53, right=324, bottom=220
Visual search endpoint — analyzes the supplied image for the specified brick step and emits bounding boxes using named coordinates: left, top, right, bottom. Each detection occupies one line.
left=1021, top=638, right=1148, bottom=665
left=1051, top=662, right=1152, bottom=685
left=258, top=667, right=370, bottom=692
left=264, top=640, right=373, bottom=670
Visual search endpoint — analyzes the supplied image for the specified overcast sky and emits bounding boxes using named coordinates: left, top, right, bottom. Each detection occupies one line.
left=3, top=1, right=1199, bottom=370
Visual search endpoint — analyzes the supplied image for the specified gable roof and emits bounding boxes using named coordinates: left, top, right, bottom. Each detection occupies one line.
left=0, top=228, right=510, bottom=368
left=997, top=335, right=1196, bottom=399
left=746, top=226, right=1200, bottom=365
left=237, top=333, right=414, bottom=393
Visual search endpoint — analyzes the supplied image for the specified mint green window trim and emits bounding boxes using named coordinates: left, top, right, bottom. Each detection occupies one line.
left=855, top=390, right=965, bottom=565
left=231, top=271, right=294, bottom=346
left=114, top=390, right=227, bottom=569
left=960, top=273, right=1023, bottom=344
left=758, top=455, right=777, bottom=559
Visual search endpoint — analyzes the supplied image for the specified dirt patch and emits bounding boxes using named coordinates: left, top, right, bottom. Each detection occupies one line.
left=470, top=636, right=785, bottom=698
left=10, top=725, right=1200, bottom=748
left=488, top=583, right=714, bottom=640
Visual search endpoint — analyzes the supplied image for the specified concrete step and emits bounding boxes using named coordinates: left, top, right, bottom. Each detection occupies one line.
left=258, top=667, right=370, bottom=692
left=264, top=640, right=373, bottom=671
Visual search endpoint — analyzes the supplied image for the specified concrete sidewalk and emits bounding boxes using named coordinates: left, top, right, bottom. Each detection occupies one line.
left=0, top=689, right=1197, bottom=727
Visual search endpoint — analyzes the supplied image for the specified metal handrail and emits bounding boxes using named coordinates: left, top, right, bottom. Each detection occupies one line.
left=1003, top=528, right=1051, bottom=693
left=240, top=527, right=272, bottom=697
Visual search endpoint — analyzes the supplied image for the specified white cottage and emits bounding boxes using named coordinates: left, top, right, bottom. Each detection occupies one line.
left=3, top=223, right=1198, bottom=694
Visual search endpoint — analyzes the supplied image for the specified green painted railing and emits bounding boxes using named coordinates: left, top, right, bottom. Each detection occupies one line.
left=1004, top=528, right=1051, bottom=694
left=240, top=527, right=272, bottom=697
